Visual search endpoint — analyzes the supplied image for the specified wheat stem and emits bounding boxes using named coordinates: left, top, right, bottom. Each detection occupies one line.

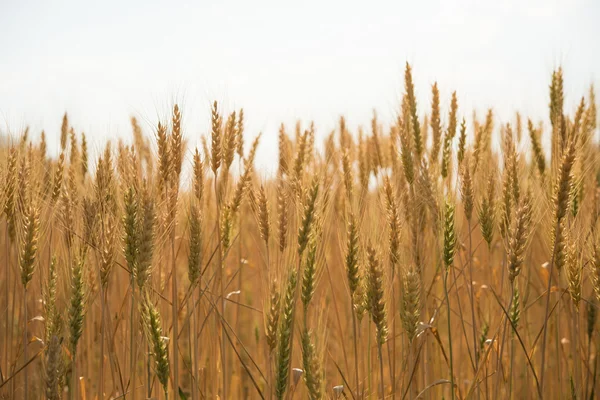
left=378, top=341, right=385, bottom=399
left=171, top=225, right=179, bottom=396
left=130, top=277, right=137, bottom=400
left=4, top=222, right=9, bottom=379
left=213, top=171, right=227, bottom=399
left=443, top=269, right=455, bottom=400
left=23, top=284, right=28, bottom=400
left=351, top=308, right=360, bottom=396
left=467, top=219, right=479, bottom=375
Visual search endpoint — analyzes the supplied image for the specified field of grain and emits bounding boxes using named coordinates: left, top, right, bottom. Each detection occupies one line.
left=0, top=65, right=597, bottom=399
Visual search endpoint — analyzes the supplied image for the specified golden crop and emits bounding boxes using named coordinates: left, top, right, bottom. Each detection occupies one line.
left=0, top=64, right=598, bottom=400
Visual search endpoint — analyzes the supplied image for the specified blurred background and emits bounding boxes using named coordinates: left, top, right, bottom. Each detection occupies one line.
left=1, top=0, right=598, bottom=173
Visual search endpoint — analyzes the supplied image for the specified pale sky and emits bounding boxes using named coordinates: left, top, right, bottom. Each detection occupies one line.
left=1, top=0, right=598, bottom=174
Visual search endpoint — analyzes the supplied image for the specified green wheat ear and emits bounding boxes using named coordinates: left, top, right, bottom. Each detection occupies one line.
left=275, top=268, right=298, bottom=400
left=69, top=255, right=86, bottom=355
left=301, top=328, right=325, bottom=400
left=142, top=293, right=171, bottom=395
left=298, top=178, right=319, bottom=256
left=400, top=265, right=421, bottom=343
left=301, top=235, right=318, bottom=312
left=366, top=245, right=387, bottom=345
left=20, top=204, right=40, bottom=288
left=443, top=200, right=457, bottom=269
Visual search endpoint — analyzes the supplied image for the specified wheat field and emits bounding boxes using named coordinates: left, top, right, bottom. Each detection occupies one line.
left=0, top=65, right=597, bottom=399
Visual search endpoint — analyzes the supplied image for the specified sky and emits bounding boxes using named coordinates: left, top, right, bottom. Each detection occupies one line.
left=1, top=0, right=599, bottom=174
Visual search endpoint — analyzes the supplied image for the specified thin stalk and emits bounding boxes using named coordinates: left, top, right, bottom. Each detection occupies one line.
left=585, top=329, right=593, bottom=400
left=266, top=244, right=273, bottom=400
left=368, top=320, right=372, bottom=400
left=165, top=183, right=180, bottom=396
left=592, top=348, right=599, bottom=400
left=495, top=305, right=510, bottom=398
left=214, top=175, right=226, bottom=400
left=68, top=246, right=78, bottom=400
left=573, top=302, right=581, bottom=399
left=556, top=299, right=561, bottom=396
left=508, top=284, right=515, bottom=400
left=4, top=223, right=9, bottom=381
left=450, top=259, right=476, bottom=373
left=147, top=342, right=152, bottom=399
left=443, top=269, right=455, bottom=400
left=10, top=254, right=17, bottom=397
left=391, top=280, right=397, bottom=400
left=146, top=268, right=151, bottom=397
left=235, top=226, right=243, bottom=398
left=358, top=321, right=364, bottom=399
left=186, top=296, right=192, bottom=398
left=100, top=289, right=106, bottom=399
left=484, top=243, right=493, bottom=400
left=408, top=342, right=414, bottom=400
left=510, top=333, right=515, bottom=400
left=130, top=278, right=137, bottom=400
left=193, top=288, right=200, bottom=400
left=377, top=342, right=385, bottom=400
left=105, top=289, right=125, bottom=396
left=540, top=218, right=562, bottom=395
left=23, top=285, right=28, bottom=400
left=85, top=285, right=91, bottom=399
left=94, top=196, right=107, bottom=393
left=351, top=308, right=360, bottom=396
left=72, top=350, right=78, bottom=400
left=467, top=220, right=478, bottom=374
left=235, top=157, right=244, bottom=399
left=171, top=230, right=179, bottom=395
left=485, top=359, right=489, bottom=400
left=268, top=350, right=273, bottom=400
left=494, top=252, right=508, bottom=399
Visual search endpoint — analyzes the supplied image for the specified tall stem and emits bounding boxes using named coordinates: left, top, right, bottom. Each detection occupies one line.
left=510, top=334, right=515, bottom=399
left=166, top=184, right=179, bottom=396
left=10, top=256, right=17, bottom=397
left=351, top=308, right=360, bottom=396
left=100, top=290, right=105, bottom=399
left=506, top=283, right=516, bottom=400
left=192, top=287, right=199, bottom=400
left=408, top=342, right=414, bottom=400
left=585, top=330, right=593, bottom=400
left=555, top=300, right=561, bottom=395
left=444, top=269, right=455, bottom=400
left=147, top=342, right=152, bottom=399
left=235, top=156, right=244, bottom=398
left=377, top=343, right=385, bottom=400
left=68, top=244, right=78, bottom=400
left=23, top=285, right=28, bottom=400
left=540, top=219, right=561, bottom=395
left=368, top=320, right=372, bottom=399
left=214, top=175, right=226, bottom=400
left=72, top=350, right=78, bottom=400
left=130, top=279, right=136, bottom=400
left=391, top=280, right=397, bottom=400
left=467, top=220, right=478, bottom=373
left=573, top=302, right=581, bottom=399
left=4, top=223, right=9, bottom=381
left=171, top=232, right=178, bottom=395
